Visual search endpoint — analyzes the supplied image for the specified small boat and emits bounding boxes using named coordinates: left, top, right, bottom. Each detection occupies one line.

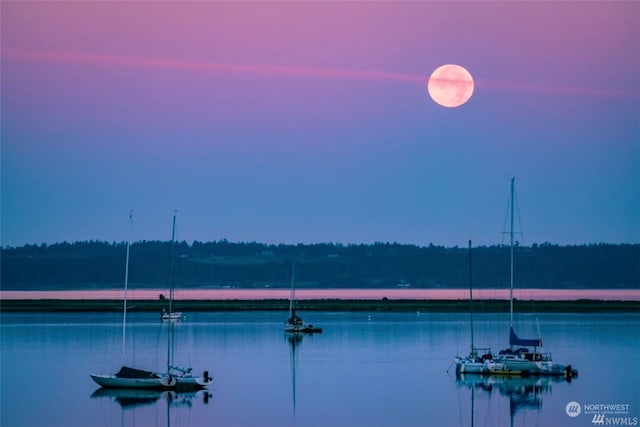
left=454, top=240, right=494, bottom=375
left=163, top=212, right=213, bottom=389
left=160, top=215, right=183, bottom=323
left=284, top=262, right=322, bottom=333
left=161, top=309, right=183, bottom=322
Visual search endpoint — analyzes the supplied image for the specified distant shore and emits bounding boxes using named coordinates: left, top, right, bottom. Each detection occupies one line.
left=1, top=288, right=639, bottom=301
left=1, top=289, right=639, bottom=313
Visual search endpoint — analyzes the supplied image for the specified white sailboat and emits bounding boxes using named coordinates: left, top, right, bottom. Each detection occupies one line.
left=91, top=212, right=174, bottom=389
left=454, top=240, right=494, bottom=375
left=284, top=261, right=322, bottom=333
left=161, top=213, right=183, bottom=322
left=487, top=178, right=577, bottom=378
left=163, top=212, right=212, bottom=389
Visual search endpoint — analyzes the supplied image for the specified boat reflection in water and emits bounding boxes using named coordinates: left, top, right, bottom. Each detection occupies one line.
left=455, top=373, right=571, bottom=426
left=91, top=387, right=212, bottom=425
left=286, top=332, right=304, bottom=415
left=91, top=387, right=212, bottom=409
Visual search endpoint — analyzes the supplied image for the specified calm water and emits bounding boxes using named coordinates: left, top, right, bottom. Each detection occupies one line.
left=1, top=311, right=639, bottom=427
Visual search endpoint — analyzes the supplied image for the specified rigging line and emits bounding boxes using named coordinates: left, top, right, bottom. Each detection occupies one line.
left=501, top=186, right=511, bottom=247
left=513, top=188, right=525, bottom=245
left=511, top=187, right=542, bottom=327
left=155, top=320, right=163, bottom=371
left=502, top=179, right=524, bottom=241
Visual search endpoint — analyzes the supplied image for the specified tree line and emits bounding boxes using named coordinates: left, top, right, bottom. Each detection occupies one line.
left=1, top=240, right=638, bottom=290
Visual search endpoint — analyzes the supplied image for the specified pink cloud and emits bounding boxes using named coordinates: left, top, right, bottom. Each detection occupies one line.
left=1, top=47, right=426, bottom=86
left=3, top=47, right=630, bottom=99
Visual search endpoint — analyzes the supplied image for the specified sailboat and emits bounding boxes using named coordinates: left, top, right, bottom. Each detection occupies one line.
left=91, top=213, right=212, bottom=390
left=454, top=240, right=494, bottom=374
left=161, top=212, right=183, bottom=322
left=91, top=212, right=175, bottom=389
left=487, top=178, right=577, bottom=378
left=284, top=261, right=322, bottom=333
left=162, top=212, right=213, bottom=389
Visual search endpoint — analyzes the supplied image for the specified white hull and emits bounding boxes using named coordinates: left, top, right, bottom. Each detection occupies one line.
left=488, top=356, right=572, bottom=376
left=161, top=312, right=183, bottom=322
left=455, top=358, right=492, bottom=374
left=455, top=354, right=576, bottom=377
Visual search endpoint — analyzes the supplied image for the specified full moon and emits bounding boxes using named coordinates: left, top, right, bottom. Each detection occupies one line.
left=427, top=64, right=474, bottom=108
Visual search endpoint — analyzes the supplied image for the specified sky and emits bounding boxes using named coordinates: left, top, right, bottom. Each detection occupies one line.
left=1, top=1, right=638, bottom=248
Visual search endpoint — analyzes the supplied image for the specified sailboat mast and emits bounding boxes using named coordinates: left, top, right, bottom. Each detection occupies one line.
left=468, top=240, right=475, bottom=354
left=122, top=210, right=133, bottom=360
left=122, top=241, right=130, bottom=358
left=289, top=261, right=296, bottom=317
left=169, top=212, right=176, bottom=315
left=167, top=211, right=177, bottom=372
left=509, top=177, right=515, bottom=329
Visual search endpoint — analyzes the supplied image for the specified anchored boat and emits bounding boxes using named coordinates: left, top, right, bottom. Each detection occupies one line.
left=284, top=261, right=322, bottom=334
left=455, top=179, right=577, bottom=379
left=454, top=240, right=495, bottom=375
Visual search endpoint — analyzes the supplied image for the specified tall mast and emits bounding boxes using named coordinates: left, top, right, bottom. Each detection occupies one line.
left=468, top=240, right=475, bottom=355
left=167, top=211, right=177, bottom=372
left=169, top=212, right=176, bottom=315
left=121, top=210, right=134, bottom=360
left=288, top=261, right=296, bottom=317
left=509, top=178, right=515, bottom=329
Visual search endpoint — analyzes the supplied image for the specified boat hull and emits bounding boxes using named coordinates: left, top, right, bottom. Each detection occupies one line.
left=91, top=373, right=212, bottom=390
left=161, top=312, right=183, bottom=322
left=284, top=324, right=323, bottom=333
left=174, top=376, right=212, bottom=390
left=454, top=359, right=576, bottom=378
left=455, top=359, right=492, bottom=374
left=90, top=374, right=172, bottom=389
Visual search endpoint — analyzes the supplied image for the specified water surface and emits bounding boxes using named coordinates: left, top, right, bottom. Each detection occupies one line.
left=1, top=311, right=638, bottom=426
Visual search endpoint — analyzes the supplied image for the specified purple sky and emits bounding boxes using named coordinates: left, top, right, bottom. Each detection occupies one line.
left=2, top=1, right=638, bottom=247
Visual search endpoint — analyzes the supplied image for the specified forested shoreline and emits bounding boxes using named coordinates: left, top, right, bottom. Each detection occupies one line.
left=1, top=240, right=638, bottom=290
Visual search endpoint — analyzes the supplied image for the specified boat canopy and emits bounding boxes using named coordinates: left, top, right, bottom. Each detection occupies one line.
left=509, top=327, right=542, bottom=347
left=115, top=366, right=160, bottom=379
